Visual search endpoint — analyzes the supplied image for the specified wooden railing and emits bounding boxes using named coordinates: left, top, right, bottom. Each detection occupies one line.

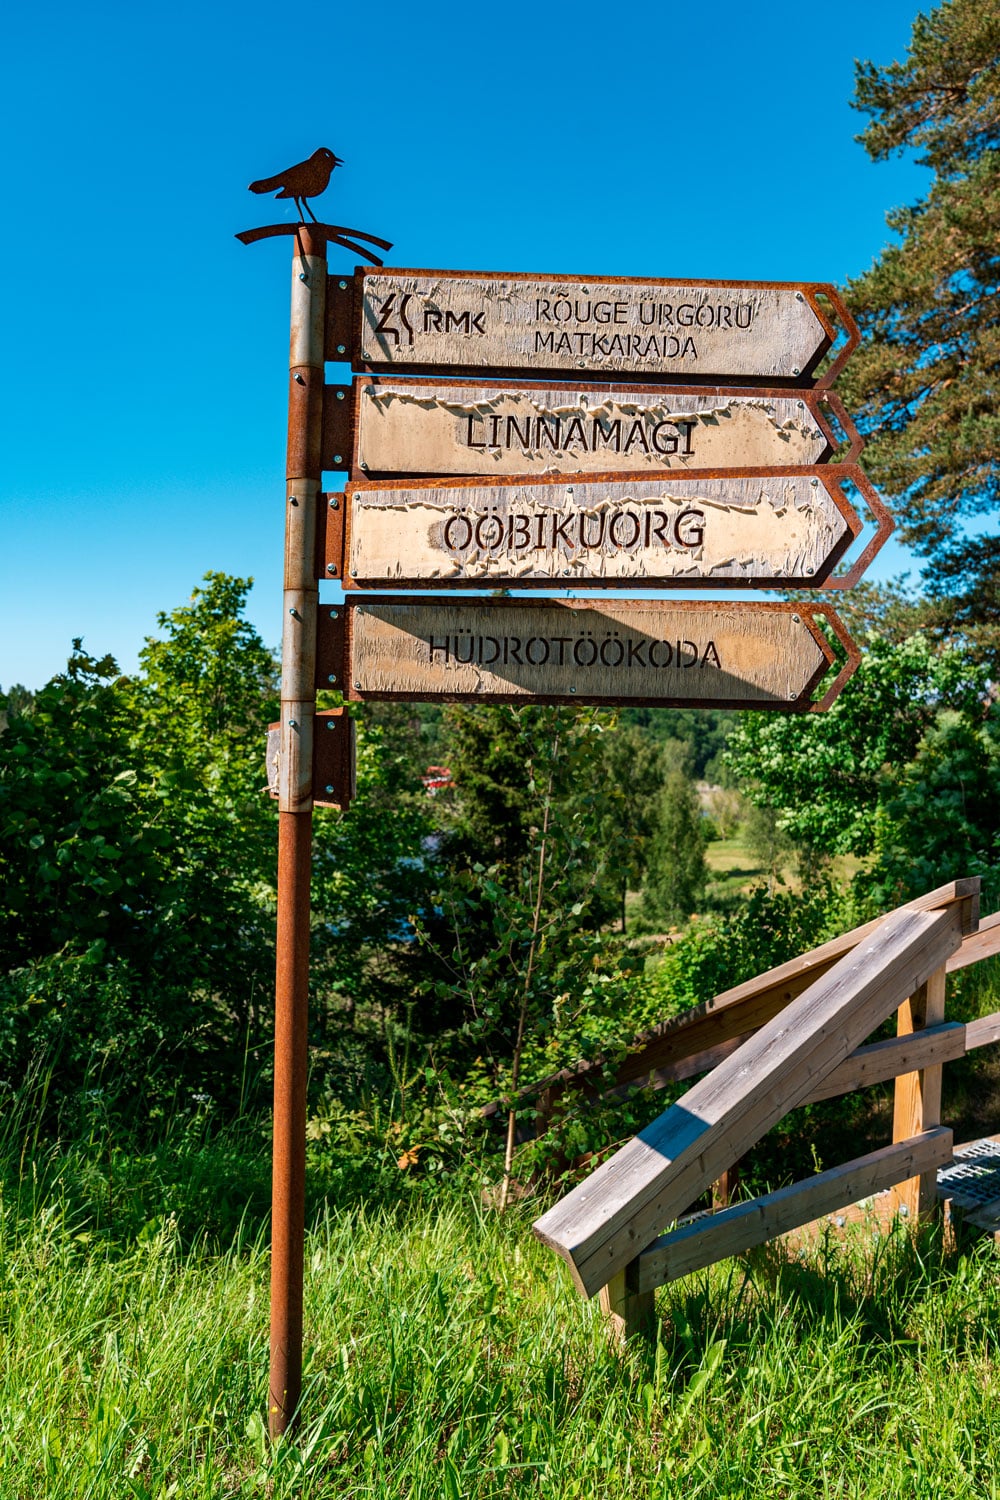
left=531, top=878, right=1000, bottom=1341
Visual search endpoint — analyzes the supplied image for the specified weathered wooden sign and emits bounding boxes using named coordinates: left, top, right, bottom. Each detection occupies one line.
left=329, top=269, right=858, bottom=385
left=329, top=468, right=875, bottom=589
left=316, top=599, right=859, bottom=711
left=345, top=378, right=862, bottom=478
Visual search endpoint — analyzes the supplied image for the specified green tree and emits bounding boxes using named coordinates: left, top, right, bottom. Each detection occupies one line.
left=723, top=634, right=998, bottom=905
left=843, top=0, right=1000, bottom=657
left=640, top=766, right=707, bottom=929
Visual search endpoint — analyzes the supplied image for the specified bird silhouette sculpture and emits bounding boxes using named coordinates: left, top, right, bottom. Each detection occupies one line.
left=249, top=147, right=343, bottom=223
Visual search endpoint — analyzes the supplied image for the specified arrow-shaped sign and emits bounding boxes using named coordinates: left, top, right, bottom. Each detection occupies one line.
left=315, top=599, right=859, bottom=713
left=328, top=269, right=858, bottom=386
left=320, top=466, right=891, bottom=590
left=339, top=378, right=863, bottom=478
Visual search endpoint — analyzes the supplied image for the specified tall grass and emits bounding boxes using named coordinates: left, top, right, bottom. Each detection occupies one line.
left=2, top=1098, right=1000, bottom=1498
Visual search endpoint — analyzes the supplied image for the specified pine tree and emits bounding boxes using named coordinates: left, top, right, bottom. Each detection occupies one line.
left=842, top=0, right=1000, bottom=660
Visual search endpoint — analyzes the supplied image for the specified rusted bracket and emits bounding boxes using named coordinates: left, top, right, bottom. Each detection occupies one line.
left=315, top=493, right=346, bottom=582
left=823, top=467, right=896, bottom=591
left=315, top=602, right=347, bottom=688
left=807, top=606, right=863, bottom=713
left=821, top=389, right=866, bottom=464
left=266, top=708, right=355, bottom=809
left=811, top=284, right=861, bottom=391
left=322, top=387, right=353, bottom=471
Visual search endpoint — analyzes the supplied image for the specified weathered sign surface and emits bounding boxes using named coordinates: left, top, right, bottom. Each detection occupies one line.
left=347, top=269, right=855, bottom=383
left=339, top=469, right=862, bottom=589
left=350, top=378, right=848, bottom=477
left=316, top=599, right=859, bottom=711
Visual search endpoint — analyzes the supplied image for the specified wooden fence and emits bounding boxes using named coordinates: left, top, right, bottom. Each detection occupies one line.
left=531, top=878, right=1000, bottom=1340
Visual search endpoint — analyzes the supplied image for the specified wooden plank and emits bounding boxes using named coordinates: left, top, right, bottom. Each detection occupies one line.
left=353, top=268, right=847, bottom=383
left=632, top=1129, right=953, bottom=1293
left=947, top=910, right=1000, bottom=973
left=890, top=965, right=947, bottom=1221
left=966, top=1010, right=1000, bottom=1051
left=532, top=904, right=965, bottom=1299
left=350, top=377, right=840, bottom=476
left=341, top=468, right=863, bottom=590
left=804, top=1021, right=966, bottom=1103
left=330, top=598, right=855, bottom=711
left=515, top=881, right=980, bottom=1111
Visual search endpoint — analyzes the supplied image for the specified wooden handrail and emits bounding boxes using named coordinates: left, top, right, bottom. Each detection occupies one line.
left=534, top=903, right=967, bottom=1299
left=510, top=880, right=981, bottom=1117
left=631, top=1129, right=953, bottom=1292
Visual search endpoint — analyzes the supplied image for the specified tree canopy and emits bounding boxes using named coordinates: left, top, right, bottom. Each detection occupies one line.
left=843, top=0, right=1000, bottom=658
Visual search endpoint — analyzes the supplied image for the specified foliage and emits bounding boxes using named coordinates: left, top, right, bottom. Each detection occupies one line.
left=844, top=0, right=1000, bottom=657
left=723, top=634, right=989, bottom=858
left=639, top=768, right=708, bottom=929
left=0, top=575, right=283, bottom=1112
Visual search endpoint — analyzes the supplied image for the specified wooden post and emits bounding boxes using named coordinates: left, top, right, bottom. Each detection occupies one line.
left=711, top=1162, right=739, bottom=1209
left=890, top=964, right=947, bottom=1222
left=599, top=1265, right=655, bottom=1346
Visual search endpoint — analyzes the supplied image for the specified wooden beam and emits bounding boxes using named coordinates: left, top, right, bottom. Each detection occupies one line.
left=533, top=904, right=965, bottom=1299
left=891, top=965, right=947, bottom=1221
left=632, top=1129, right=954, bottom=1293
left=966, top=1010, right=1000, bottom=1051
left=515, top=879, right=979, bottom=1113
left=803, top=1021, right=966, bottom=1103
left=947, top=910, right=1000, bottom=974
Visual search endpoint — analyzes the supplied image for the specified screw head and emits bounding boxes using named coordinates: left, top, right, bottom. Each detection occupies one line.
left=330, top=610, right=339, bottom=619
left=328, top=563, right=338, bottom=575
left=796, top=291, right=804, bottom=301
left=288, top=607, right=297, bottom=616
left=336, top=390, right=345, bottom=401
left=289, top=495, right=298, bottom=506
left=350, top=569, right=357, bottom=577
left=329, top=497, right=339, bottom=509
left=327, top=719, right=336, bottom=729
left=288, top=718, right=298, bottom=728
left=792, top=613, right=801, bottom=623
left=328, top=674, right=337, bottom=684
left=354, top=681, right=361, bottom=689
left=792, top=367, right=801, bottom=377
left=333, top=454, right=343, bottom=465
left=570, top=687, right=577, bottom=694
left=338, top=280, right=347, bottom=290
left=336, top=344, right=346, bottom=354
left=811, top=478, right=819, bottom=487
left=360, top=461, right=368, bottom=470
left=299, top=272, right=308, bottom=282
left=325, top=784, right=335, bottom=794
left=294, top=373, right=305, bottom=384
left=788, top=691, right=797, bottom=701
left=798, top=401, right=805, bottom=409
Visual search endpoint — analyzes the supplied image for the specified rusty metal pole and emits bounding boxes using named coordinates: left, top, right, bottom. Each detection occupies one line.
left=270, top=223, right=326, bottom=1438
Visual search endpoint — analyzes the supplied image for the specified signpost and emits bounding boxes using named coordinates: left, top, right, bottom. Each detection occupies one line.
left=240, top=168, right=891, bottom=1439
left=327, top=268, right=858, bottom=385
left=315, top=598, right=858, bottom=712
left=324, top=467, right=890, bottom=590
left=343, top=378, right=863, bottom=477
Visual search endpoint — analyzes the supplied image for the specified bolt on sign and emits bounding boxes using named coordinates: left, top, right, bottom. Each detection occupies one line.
left=329, top=467, right=888, bottom=590
left=345, top=378, right=861, bottom=478
left=329, top=269, right=857, bottom=384
left=316, top=599, right=858, bottom=712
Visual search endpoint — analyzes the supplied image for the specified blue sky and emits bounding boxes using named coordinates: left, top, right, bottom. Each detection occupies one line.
left=1, top=0, right=930, bottom=690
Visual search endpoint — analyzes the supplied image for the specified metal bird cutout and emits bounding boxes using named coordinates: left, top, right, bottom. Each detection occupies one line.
left=238, top=147, right=393, bottom=265
left=249, top=146, right=343, bottom=223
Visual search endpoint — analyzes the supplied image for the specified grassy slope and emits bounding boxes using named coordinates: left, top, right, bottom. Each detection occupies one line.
left=2, top=1129, right=1000, bottom=1499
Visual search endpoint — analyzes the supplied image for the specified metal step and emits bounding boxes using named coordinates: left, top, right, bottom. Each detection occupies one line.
left=937, top=1136, right=1000, bottom=1240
